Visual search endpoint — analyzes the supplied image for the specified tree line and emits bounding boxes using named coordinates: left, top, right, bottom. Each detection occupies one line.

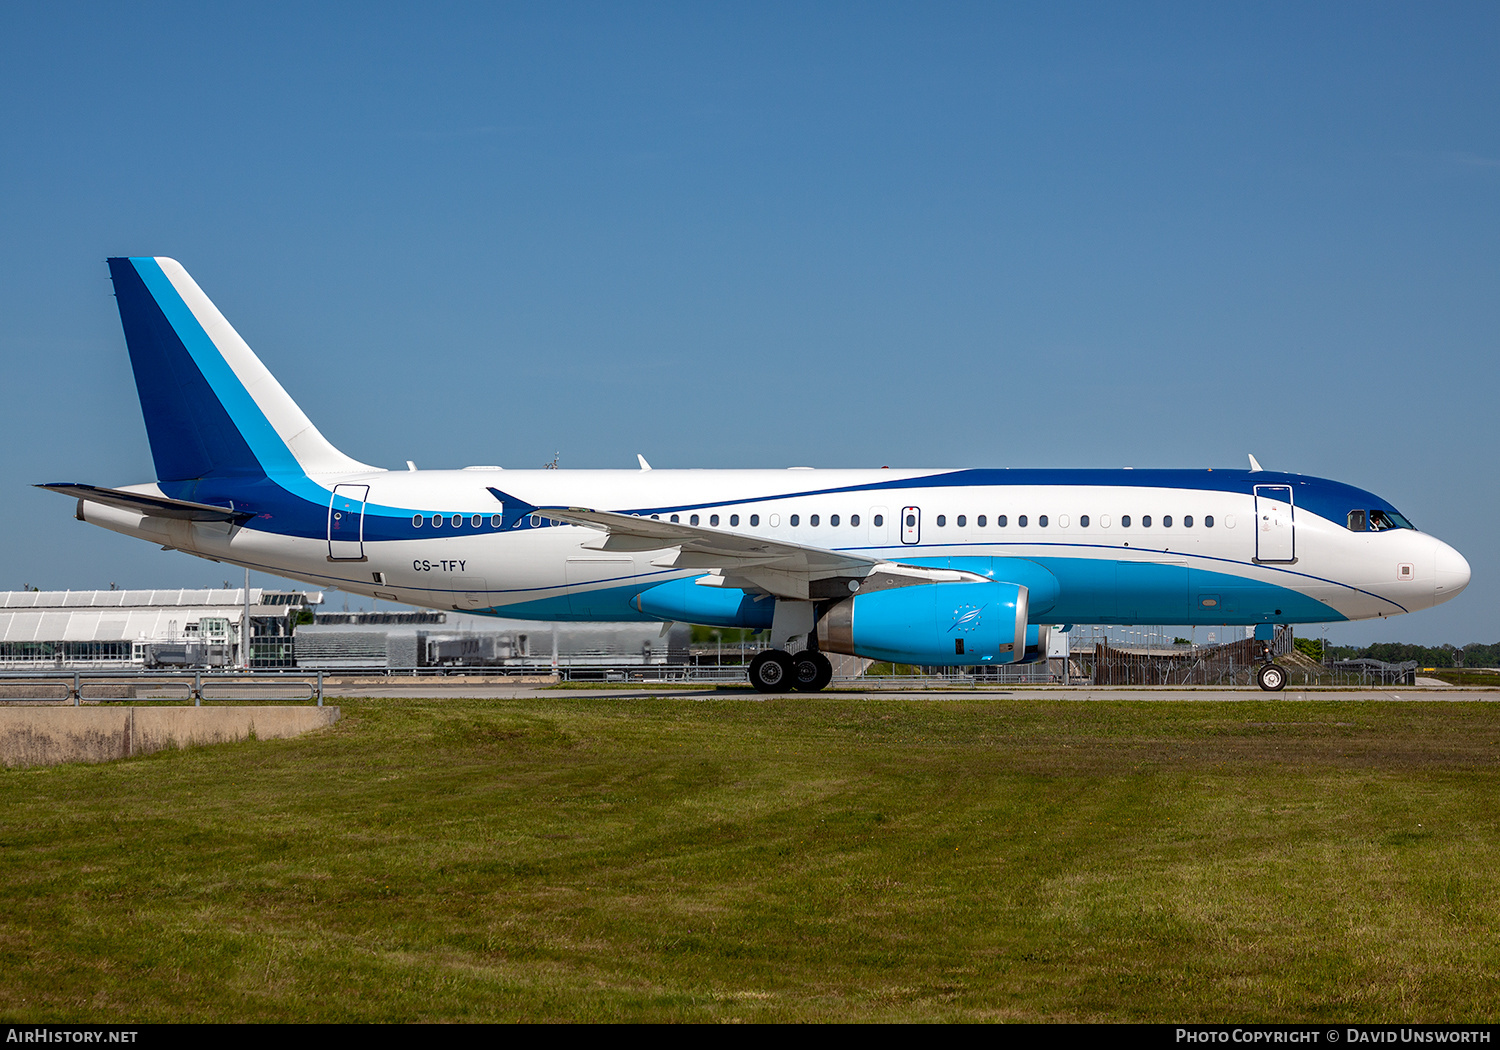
left=1293, top=638, right=1500, bottom=667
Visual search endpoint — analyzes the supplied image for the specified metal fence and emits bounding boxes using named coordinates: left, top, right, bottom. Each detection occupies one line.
left=0, top=653, right=1431, bottom=699
left=0, top=669, right=327, bottom=706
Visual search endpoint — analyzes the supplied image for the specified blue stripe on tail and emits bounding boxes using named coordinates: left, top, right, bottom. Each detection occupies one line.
left=109, top=257, right=265, bottom=482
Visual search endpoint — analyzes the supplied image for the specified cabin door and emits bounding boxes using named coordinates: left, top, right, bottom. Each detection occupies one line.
left=1253, top=485, right=1295, bottom=563
left=327, top=484, right=369, bottom=562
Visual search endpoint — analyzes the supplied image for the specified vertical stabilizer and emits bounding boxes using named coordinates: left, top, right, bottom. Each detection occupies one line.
left=108, top=257, right=373, bottom=482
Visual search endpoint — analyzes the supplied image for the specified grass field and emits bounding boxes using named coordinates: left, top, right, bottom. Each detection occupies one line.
left=1, top=695, right=1497, bottom=1022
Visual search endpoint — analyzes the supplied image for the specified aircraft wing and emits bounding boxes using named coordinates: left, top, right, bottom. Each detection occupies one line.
left=537, top=505, right=874, bottom=568
left=488, top=488, right=983, bottom=600
left=36, top=483, right=255, bottom=523
left=533, top=504, right=882, bottom=601
left=530, top=504, right=984, bottom=601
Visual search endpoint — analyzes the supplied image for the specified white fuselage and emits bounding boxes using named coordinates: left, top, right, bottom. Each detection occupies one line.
left=78, top=467, right=1471, bottom=627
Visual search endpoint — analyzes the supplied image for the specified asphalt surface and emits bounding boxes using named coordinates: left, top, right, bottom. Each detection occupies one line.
left=319, top=682, right=1500, bottom=702
left=3, top=675, right=1494, bottom=704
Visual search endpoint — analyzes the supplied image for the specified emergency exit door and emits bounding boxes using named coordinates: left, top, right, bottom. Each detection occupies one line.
left=901, top=506, right=921, bottom=544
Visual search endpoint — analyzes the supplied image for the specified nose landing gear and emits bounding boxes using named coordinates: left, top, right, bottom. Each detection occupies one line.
left=1252, top=632, right=1289, bottom=692
left=1256, top=661, right=1288, bottom=692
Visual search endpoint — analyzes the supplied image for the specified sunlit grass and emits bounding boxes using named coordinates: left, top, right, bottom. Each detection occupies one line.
left=1, top=698, right=1497, bottom=1021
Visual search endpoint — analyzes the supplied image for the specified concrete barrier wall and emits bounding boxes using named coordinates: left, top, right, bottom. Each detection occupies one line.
left=0, top=706, right=340, bottom=768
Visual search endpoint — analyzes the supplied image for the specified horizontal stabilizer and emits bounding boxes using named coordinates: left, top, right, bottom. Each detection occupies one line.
left=36, top=483, right=255, bottom=523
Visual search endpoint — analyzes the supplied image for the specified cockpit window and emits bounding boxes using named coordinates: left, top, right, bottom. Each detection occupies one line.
left=1347, top=510, right=1366, bottom=532
left=1369, top=509, right=1415, bottom=532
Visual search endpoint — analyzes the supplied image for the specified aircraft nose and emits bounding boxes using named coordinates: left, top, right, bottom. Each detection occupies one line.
left=1433, top=540, right=1471, bottom=605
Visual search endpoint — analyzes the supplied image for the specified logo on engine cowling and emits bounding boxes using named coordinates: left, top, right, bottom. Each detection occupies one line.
left=949, top=604, right=985, bottom=632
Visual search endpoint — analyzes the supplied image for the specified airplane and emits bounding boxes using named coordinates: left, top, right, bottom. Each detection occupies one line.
left=39, top=257, right=1471, bottom=692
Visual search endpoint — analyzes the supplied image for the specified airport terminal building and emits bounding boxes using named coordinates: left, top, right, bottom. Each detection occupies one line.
left=0, top=589, right=688, bottom=672
left=292, top=612, right=689, bottom=670
left=0, top=589, right=317, bottom=669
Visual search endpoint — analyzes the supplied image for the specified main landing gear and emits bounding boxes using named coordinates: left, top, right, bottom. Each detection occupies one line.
left=748, top=650, right=833, bottom=693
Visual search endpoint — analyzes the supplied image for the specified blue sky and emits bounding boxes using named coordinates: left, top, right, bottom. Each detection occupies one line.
left=2, top=3, right=1494, bottom=646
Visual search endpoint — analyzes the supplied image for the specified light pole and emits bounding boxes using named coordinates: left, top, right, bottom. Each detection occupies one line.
left=242, top=566, right=250, bottom=668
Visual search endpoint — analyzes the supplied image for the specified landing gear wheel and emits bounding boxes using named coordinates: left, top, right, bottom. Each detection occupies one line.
left=1257, top=663, right=1288, bottom=692
left=791, top=651, right=834, bottom=692
left=748, top=650, right=794, bottom=693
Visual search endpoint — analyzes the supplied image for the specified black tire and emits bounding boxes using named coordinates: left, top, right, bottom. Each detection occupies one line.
left=1257, top=663, right=1288, bottom=692
left=748, top=650, right=794, bottom=693
left=791, top=651, right=834, bottom=692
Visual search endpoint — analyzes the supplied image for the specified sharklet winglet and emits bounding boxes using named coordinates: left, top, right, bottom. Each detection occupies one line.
left=485, top=487, right=541, bottom=521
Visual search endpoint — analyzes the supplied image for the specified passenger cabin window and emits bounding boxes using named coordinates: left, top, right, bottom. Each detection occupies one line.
left=977, top=515, right=987, bottom=527
left=1018, top=515, right=1028, bottom=527
left=1205, top=515, right=1214, bottom=528
left=1079, top=515, right=1089, bottom=528
left=1142, top=515, right=1152, bottom=527
left=831, top=514, right=839, bottom=526
left=671, top=514, right=680, bottom=523
left=412, top=514, right=423, bottom=527
left=1039, top=515, right=1048, bottom=527
left=472, top=514, right=481, bottom=528
left=1184, top=515, right=1193, bottom=528
left=432, top=514, right=443, bottom=528
left=1163, top=515, right=1172, bottom=527
left=957, top=515, right=966, bottom=527
left=730, top=514, right=739, bottom=526
left=790, top=514, right=800, bottom=526
left=936, top=515, right=946, bottom=527
left=491, top=514, right=501, bottom=527
left=851, top=514, right=860, bottom=526
left=452, top=514, right=463, bottom=528
left=810, top=514, right=819, bottom=526
left=690, top=514, right=699, bottom=525
left=710, top=514, right=719, bottom=526
left=1348, top=510, right=1367, bottom=532
left=872, top=514, right=881, bottom=526
left=1121, top=515, right=1131, bottom=527
left=750, top=514, right=760, bottom=526
left=998, top=515, right=1007, bottom=527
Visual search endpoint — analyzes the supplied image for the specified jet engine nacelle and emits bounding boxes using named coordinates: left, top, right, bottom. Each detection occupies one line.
left=631, top=577, right=776, bottom=629
left=1017, top=624, right=1052, bottom=664
left=816, top=580, right=1031, bottom=666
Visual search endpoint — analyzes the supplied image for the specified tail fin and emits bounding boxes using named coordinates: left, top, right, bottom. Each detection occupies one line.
left=107, top=257, right=372, bottom=482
